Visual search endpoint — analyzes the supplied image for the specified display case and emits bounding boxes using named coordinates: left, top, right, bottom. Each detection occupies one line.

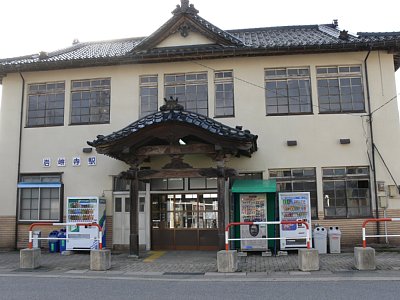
left=66, top=197, right=106, bottom=250
left=279, top=192, right=311, bottom=250
left=239, top=194, right=268, bottom=251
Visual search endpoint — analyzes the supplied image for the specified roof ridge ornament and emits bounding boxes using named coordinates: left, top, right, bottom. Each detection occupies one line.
left=172, top=0, right=199, bottom=16
left=160, top=97, right=184, bottom=111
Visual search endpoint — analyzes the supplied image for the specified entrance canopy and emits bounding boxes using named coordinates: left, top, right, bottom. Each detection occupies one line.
left=88, top=98, right=258, bottom=166
left=231, top=179, right=276, bottom=193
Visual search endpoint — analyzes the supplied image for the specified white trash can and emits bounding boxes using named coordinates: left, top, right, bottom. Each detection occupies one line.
left=328, top=226, right=341, bottom=253
left=32, top=230, right=41, bottom=248
left=313, top=226, right=327, bottom=254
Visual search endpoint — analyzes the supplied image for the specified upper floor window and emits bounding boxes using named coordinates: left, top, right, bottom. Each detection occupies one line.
left=18, top=174, right=62, bottom=222
left=322, top=166, right=371, bottom=218
left=140, top=75, right=158, bottom=117
left=265, top=68, right=312, bottom=115
left=71, top=78, right=110, bottom=124
left=164, top=72, right=208, bottom=116
left=317, top=65, right=365, bottom=113
left=27, top=82, right=65, bottom=127
left=214, top=70, right=234, bottom=117
left=269, top=168, right=318, bottom=219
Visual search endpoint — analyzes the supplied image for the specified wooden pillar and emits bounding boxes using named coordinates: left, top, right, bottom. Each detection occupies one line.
left=129, top=168, right=139, bottom=257
left=217, top=168, right=226, bottom=250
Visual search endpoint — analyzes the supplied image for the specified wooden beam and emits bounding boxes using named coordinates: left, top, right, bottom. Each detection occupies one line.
left=137, top=167, right=237, bottom=179
left=134, top=144, right=216, bottom=156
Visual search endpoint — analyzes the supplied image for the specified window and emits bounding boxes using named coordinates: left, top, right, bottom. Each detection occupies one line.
left=113, top=176, right=146, bottom=191
left=150, top=178, right=184, bottom=191
left=140, top=75, right=158, bottom=117
left=27, top=82, right=65, bottom=127
left=189, top=177, right=217, bottom=190
left=322, top=166, right=371, bottom=218
left=269, top=168, right=318, bottom=219
left=164, top=72, right=208, bottom=116
left=265, top=68, right=312, bottom=115
left=71, top=78, right=111, bottom=124
left=214, top=70, right=234, bottom=117
left=317, top=65, right=365, bottom=113
left=18, top=174, right=62, bottom=221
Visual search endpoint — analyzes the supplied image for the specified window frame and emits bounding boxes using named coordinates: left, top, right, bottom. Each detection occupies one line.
left=322, top=166, right=372, bottom=219
left=264, top=67, right=313, bottom=116
left=214, top=70, right=234, bottom=118
left=70, top=78, right=111, bottom=125
left=139, top=75, right=158, bottom=117
left=26, top=81, right=65, bottom=128
left=316, top=65, right=365, bottom=114
left=18, top=174, right=63, bottom=223
left=164, top=72, right=208, bottom=116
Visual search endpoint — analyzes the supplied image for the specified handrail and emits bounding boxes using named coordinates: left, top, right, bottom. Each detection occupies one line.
left=225, top=220, right=311, bottom=251
left=28, top=222, right=103, bottom=250
left=362, top=218, right=400, bottom=248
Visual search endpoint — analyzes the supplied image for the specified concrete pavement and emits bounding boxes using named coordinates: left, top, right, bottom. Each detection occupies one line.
left=2, top=248, right=400, bottom=280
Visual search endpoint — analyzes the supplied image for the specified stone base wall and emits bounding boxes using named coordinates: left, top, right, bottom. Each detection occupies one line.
left=0, top=216, right=16, bottom=249
left=316, top=209, right=400, bottom=246
left=16, top=216, right=113, bottom=250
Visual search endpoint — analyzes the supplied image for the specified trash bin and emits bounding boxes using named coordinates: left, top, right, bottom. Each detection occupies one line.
left=313, top=226, right=327, bottom=254
left=48, top=230, right=59, bottom=253
left=58, top=228, right=66, bottom=252
left=328, top=226, right=341, bottom=253
left=32, top=230, right=41, bottom=248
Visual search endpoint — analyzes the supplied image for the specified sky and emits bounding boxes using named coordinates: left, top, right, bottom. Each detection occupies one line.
left=0, top=0, right=399, bottom=106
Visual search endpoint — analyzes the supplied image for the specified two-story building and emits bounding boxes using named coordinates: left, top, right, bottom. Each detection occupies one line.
left=1, top=0, right=400, bottom=253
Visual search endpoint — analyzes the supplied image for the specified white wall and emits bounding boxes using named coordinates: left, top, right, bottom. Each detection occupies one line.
left=1, top=50, right=400, bottom=217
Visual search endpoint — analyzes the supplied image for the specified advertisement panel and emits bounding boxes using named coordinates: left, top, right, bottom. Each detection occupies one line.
left=279, top=192, right=311, bottom=250
left=239, top=194, right=267, bottom=251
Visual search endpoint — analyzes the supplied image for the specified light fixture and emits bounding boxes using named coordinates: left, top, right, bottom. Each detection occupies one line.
left=340, top=139, right=351, bottom=144
left=179, top=139, right=186, bottom=145
left=82, top=147, right=93, bottom=153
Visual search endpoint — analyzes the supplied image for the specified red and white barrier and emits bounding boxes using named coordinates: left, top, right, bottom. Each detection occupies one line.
left=225, top=220, right=311, bottom=251
left=28, top=222, right=103, bottom=250
left=362, top=218, right=400, bottom=248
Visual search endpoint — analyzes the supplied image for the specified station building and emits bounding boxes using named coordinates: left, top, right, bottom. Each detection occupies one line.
left=1, top=0, right=400, bottom=253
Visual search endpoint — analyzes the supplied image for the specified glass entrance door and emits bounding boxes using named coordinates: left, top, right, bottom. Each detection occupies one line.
left=151, top=193, right=219, bottom=250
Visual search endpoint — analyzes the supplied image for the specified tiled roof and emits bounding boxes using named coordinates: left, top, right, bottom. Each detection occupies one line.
left=88, top=102, right=258, bottom=157
left=1, top=22, right=399, bottom=73
left=0, top=37, right=142, bottom=67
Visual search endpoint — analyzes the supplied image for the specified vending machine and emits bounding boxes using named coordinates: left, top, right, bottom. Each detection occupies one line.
left=279, top=192, right=311, bottom=250
left=66, top=197, right=106, bottom=250
left=239, top=194, right=268, bottom=251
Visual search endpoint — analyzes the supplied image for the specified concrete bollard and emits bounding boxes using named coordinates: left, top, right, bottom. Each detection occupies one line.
left=20, top=248, right=41, bottom=269
left=217, top=250, right=238, bottom=273
left=298, top=248, right=319, bottom=271
left=354, top=247, right=376, bottom=270
left=90, top=249, right=111, bottom=271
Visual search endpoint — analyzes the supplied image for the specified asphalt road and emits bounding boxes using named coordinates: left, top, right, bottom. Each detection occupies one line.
left=1, top=275, right=400, bottom=300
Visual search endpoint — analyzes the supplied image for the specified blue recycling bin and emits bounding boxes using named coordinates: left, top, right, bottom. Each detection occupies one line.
left=58, top=228, right=66, bottom=252
left=48, top=230, right=59, bottom=253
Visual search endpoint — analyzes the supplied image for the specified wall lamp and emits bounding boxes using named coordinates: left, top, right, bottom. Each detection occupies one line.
left=339, top=139, right=351, bottom=145
left=82, top=147, right=93, bottom=153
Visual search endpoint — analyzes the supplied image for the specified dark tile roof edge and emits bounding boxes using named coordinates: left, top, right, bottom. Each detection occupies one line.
left=357, top=31, right=400, bottom=36
left=88, top=109, right=257, bottom=149
left=0, top=36, right=145, bottom=62
left=226, top=24, right=324, bottom=33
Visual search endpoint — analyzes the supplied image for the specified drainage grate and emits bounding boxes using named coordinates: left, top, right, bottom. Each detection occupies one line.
left=163, top=272, right=205, bottom=276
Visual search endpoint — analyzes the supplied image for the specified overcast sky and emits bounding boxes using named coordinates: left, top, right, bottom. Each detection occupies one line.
left=0, top=0, right=399, bottom=106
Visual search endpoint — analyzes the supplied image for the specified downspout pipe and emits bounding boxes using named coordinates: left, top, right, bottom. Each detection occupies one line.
left=15, top=73, right=25, bottom=249
left=364, top=49, right=380, bottom=236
